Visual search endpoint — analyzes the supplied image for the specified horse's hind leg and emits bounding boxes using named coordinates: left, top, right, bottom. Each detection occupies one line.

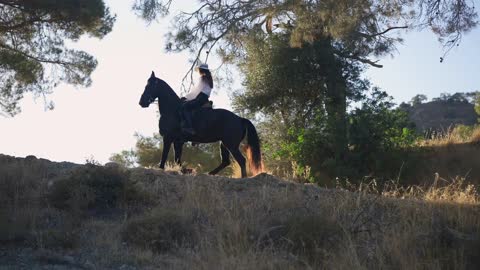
left=209, top=143, right=231, bottom=175
left=225, top=145, right=247, bottom=178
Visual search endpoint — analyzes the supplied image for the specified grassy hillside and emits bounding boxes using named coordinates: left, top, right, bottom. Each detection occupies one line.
left=0, top=154, right=479, bottom=269
left=390, top=125, right=480, bottom=186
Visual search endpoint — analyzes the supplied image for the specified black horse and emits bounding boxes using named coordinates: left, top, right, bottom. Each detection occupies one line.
left=139, top=72, right=262, bottom=178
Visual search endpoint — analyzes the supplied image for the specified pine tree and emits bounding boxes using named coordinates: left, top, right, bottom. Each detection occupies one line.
left=134, top=0, right=478, bottom=161
left=0, top=0, right=115, bottom=116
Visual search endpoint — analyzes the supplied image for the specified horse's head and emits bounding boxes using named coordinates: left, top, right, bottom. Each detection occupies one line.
left=139, top=71, right=159, bottom=108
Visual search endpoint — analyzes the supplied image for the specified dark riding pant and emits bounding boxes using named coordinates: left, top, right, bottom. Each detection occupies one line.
left=181, top=92, right=209, bottom=134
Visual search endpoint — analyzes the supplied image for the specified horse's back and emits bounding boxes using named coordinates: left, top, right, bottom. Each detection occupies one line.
left=192, top=108, right=245, bottom=142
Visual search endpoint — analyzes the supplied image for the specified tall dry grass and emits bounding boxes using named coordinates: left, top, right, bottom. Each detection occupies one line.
left=416, top=124, right=480, bottom=147
left=118, top=173, right=479, bottom=269
left=382, top=124, right=480, bottom=186
left=1, top=155, right=479, bottom=269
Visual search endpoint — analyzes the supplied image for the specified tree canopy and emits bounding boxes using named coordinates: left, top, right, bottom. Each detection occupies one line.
left=126, top=1, right=479, bottom=181
left=0, top=0, right=115, bottom=116
left=135, top=0, right=477, bottom=70
left=133, top=0, right=478, bottom=165
left=411, top=94, right=428, bottom=105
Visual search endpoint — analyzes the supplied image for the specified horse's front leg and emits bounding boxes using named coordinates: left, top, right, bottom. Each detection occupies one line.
left=173, top=140, right=184, bottom=165
left=159, top=136, right=173, bottom=169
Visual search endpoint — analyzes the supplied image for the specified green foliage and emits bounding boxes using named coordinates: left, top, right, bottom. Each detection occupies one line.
left=235, top=33, right=327, bottom=122
left=136, top=0, right=477, bottom=72
left=347, top=88, right=417, bottom=178
left=349, top=88, right=417, bottom=154
left=410, top=94, right=428, bottom=106
left=260, top=88, right=418, bottom=182
left=431, top=92, right=478, bottom=104
left=110, top=133, right=225, bottom=173
left=475, top=92, right=480, bottom=119
left=0, top=0, right=115, bottom=116
left=132, top=1, right=477, bottom=182
left=235, top=31, right=369, bottom=178
left=132, top=0, right=172, bottom=21
left=110, top=150, right=137, bottom=168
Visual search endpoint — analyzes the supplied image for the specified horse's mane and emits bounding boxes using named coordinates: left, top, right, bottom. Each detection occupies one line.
left=156, top=78, right=180, bottom=100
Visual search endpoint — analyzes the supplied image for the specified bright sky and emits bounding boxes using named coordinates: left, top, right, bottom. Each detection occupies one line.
left=1, top=0, right=479, bottom=164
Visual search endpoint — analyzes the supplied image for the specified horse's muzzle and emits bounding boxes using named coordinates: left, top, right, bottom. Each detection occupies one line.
left=139, top=96, right=151, bottom=108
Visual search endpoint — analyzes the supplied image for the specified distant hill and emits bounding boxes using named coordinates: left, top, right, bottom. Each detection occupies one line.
left=402, top=100, right=477, bottom=132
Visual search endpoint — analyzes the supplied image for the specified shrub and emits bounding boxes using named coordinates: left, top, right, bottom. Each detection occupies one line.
left=37, top=228, right=80, bottom=249
left=0, top=158, right=47, bottom=244
left=285, top=214, right=344, bottom=261
left=259, top=213, right=345, bottom=263
left=48, top=164, right=139, bottom=212
left=121, top=208, right=197, bottom=253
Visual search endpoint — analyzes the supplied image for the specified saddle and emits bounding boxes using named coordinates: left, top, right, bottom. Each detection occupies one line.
left=202, top=100, right=213, bottom=109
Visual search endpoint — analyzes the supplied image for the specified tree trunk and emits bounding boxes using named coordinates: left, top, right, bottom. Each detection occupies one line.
left=325, top=74, right=347, bottom=164
left=324, top=47, right=348, bottom=166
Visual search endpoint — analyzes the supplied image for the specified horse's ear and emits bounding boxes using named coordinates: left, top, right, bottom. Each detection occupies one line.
left=150, top=71, right=155, bottom=78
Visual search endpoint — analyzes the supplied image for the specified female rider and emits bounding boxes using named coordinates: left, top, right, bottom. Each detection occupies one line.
left=181, top=63, right=213, bottom=135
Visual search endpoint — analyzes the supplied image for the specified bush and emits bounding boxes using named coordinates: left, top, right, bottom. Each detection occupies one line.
left=37, top=228, right=80, bottom=249
left=259, top=213, right=345, bottom=264
left=0, top=158, right=47, bottom=244
left=284, top=214, right=344, bottom=261
left=121, top=208, right=197, bottom=253
left=48, top=164, right=139, bottom=212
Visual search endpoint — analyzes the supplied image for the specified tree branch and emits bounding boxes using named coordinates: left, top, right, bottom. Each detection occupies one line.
left=0, top=42, right=77, bottom=67
left=334, top=50, right=383, bottom=68
left=357, top=26, right=408, bottom=38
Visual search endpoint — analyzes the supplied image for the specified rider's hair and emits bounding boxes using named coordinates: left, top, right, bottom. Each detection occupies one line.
left=199, top=68, right=214, bottom=89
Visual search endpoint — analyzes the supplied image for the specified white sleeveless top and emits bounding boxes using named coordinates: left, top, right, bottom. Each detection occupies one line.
left=184, top=78, right=212, bottom=101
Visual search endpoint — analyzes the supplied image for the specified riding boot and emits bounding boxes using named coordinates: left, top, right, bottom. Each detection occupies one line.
left=181, top=110, right=196, bottom=136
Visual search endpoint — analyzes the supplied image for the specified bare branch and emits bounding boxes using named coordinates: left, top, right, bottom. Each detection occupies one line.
left=334, top=49, right=383, bottom=68
left=357, top=26, right=409, bottom=38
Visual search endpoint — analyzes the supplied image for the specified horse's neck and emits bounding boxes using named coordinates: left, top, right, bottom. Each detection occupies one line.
left=156, top=80, right=181, bottom=116
left=157, top=101, right=180, bottom=117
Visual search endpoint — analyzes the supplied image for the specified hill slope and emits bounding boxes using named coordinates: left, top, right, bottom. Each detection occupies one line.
left=405, top=101, right=477, bottom=132
left=1, top=154, right=479, bottom=269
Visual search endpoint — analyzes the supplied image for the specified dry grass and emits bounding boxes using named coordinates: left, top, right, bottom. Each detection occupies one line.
left=1, top=155, right=479, bottom=269
left=389, top=125, right=480, bottom=186
left=110, top=173, right=480, bottom=269
left=416, top=125, right=480, bottom=147
left=340, top=174, right=479, bottom=205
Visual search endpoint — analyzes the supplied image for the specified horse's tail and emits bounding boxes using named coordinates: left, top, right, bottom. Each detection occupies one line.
left=242, top=118, right=264, bottom=175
